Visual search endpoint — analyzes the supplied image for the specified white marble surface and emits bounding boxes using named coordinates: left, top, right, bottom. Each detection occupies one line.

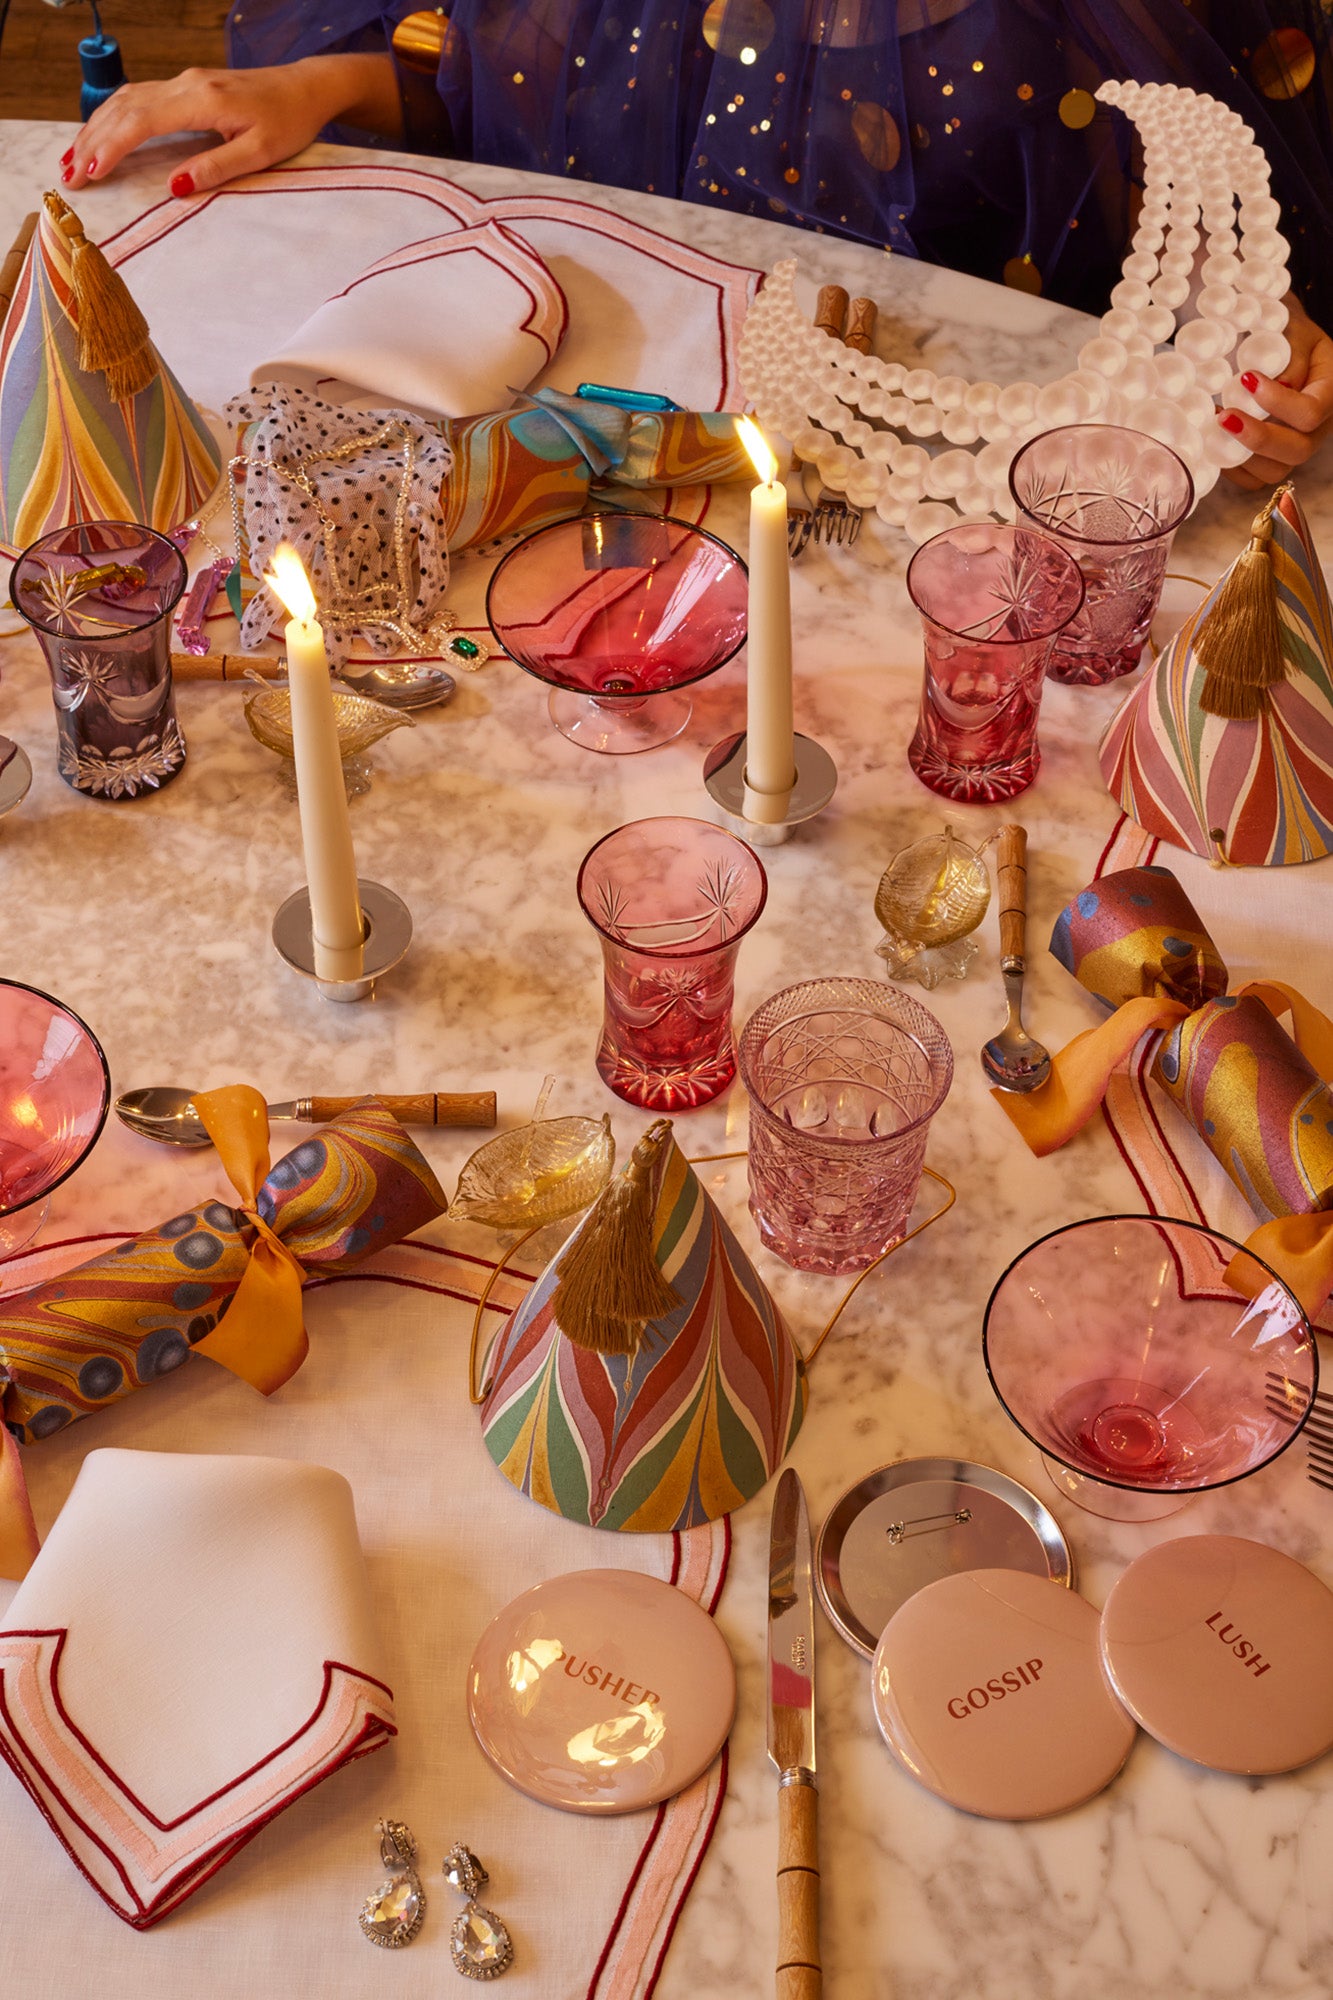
left=3, top=121, right=1333, bottom=2000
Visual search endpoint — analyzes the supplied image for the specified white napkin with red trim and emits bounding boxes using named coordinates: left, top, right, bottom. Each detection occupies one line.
left=0, top=1449, right=394, bottom=1927
left=250, top=217, right=568, bottom=417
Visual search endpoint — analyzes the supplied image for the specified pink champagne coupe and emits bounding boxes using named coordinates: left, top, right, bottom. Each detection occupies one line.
left=577, top=816, right=767, bottom=1110
left=486, top=511, right=748, bottom=754
left=983, top=1215, right=1317, bottom=1521
left=0, top=980, right=110, bottom=1255
left=1008, top=425, right=1194, bottom=686
left=906, top=522, right=1084, bottom=803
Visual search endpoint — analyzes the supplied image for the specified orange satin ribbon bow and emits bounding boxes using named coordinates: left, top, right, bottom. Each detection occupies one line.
left=191, top=1083, right=309, bottom=1394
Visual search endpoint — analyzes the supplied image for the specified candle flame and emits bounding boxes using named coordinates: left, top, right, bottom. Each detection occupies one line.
left=265, top=541, right=318, bottom=624
left=735, top=414, right=778, bottom=486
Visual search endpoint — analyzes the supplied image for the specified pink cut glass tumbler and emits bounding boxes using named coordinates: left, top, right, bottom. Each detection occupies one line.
left=577, top=816, right=767, bottom=1110
left=738, top=978, right=953, bottom=1274
left=906, top=523, right=1085, bottom=804
left=1008, top=425, right=1194, bottom=686
left=983, top=1215, right=1317, bottom=1522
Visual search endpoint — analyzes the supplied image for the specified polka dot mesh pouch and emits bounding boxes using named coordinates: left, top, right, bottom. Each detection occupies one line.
left=225, top=382, right=454, bottom=669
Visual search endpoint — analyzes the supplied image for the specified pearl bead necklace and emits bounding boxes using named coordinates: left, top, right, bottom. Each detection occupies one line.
left=738, top=81, right=1290, bottom=543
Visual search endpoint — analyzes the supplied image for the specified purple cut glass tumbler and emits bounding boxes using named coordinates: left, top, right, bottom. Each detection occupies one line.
left=906, top=523, right=1084, bottom=804
left=1009, top=425, right=1194, bottom=686
left=577, top=817, right=767, bottom=1110
left=10, top=520, right=188, bottom=796
left=0, top=980, right=110, bottom=1255
left=983, top=1215, right=1317, bottom=1522
left=738, top=978, right=953, bottom=1274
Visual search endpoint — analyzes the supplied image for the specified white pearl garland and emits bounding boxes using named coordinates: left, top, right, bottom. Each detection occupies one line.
left=739, top=79, right=1291, bottom=540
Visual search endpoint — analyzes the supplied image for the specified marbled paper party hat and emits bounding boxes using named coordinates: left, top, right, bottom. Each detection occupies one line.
left=480, top=1119, right=805, bottom=1532
left=0, top=191, right=221, bottom=546
left=1099, top=484, right=1333, bottom=866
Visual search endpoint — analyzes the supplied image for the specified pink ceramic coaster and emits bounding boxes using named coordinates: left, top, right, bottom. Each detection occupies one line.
left=872, top=1568, right=1137, bottom=1819
left=1100, top=1534, right=1333, bottom=1774
left=467, top=1568, right=736, bottom=1814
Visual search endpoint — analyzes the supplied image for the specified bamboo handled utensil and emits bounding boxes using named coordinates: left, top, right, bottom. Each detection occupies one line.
left=980, top=823, right=1052, bottom=1093
left=115, top=1086, right=496, bottom=1148
left=769, top=1467, right=821, bottom=1998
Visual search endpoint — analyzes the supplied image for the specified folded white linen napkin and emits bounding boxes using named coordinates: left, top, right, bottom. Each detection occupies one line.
left=250, top=217, right=569, bottom=417
left=0, top=1449, right=394, bottom=1928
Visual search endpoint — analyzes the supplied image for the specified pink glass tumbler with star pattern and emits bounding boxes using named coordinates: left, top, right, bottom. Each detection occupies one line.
left=1009, top=425, right=1193, bottom=686
left=906, top=522, right=1085, bottom=803
left=577, top=816, right=767, bottom=1110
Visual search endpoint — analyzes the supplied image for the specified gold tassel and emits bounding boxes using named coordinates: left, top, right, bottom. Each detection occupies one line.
left=43, top=189, right=156, bottom=402
left=550, top=1119, right=681, bottom=1356
left=1196, top=485, right=1292, bottom=720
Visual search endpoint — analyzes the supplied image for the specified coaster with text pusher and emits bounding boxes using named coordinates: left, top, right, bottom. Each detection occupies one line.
left=467, top=1568, right=735, bottom=1814
left=1099, top=1535, right=1333, bottom=1774
left=872, top=1568, right=1137, bottom=1819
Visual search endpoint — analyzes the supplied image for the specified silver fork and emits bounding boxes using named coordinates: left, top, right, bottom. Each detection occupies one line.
left=788, top=462, right=862, bottom=558
left=1264, top=1369, right=1330, bottom=1490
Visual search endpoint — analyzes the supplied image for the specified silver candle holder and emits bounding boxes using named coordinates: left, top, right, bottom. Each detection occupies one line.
left=702, top=731, right=837, bottom=848
left=271, top=879, right=412, bottom=1003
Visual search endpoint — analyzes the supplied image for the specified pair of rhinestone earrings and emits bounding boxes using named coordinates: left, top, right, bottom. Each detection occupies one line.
left=358, top=1820, right=514, bottom=1980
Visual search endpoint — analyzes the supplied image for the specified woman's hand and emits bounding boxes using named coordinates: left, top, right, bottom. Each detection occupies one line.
left=1217, top=295, right=1333, bottom=490
left=59, top=55, right=401, bottom=200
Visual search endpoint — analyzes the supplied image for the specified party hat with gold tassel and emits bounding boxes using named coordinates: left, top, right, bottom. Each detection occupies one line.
left=480, top=1119, right=806, bottom=1532
left=0, top=191, right=221, bottom=546
left=1099, top=483, right=1333, bottom=866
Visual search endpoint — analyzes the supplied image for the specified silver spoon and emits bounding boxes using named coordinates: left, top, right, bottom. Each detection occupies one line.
left=980, top=823, right=1052, bottom=1095
left=115, top=1085, right=496, bottom=1147
left=336, top=661, right=456, bottom=711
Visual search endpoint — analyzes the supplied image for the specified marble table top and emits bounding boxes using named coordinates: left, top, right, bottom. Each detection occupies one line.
left=3, top=119, right=1333, bottom=2000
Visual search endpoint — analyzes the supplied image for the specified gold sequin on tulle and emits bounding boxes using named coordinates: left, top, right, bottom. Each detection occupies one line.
left=1059, top=87, right=1097, bottom=128
left=1251, top=27, right=1315, bottom=97
left=390, top=9, right=464, bottom=71
left=1003, top=254, right=1043, bottom=293
left=701, top=0, right=776, bottom=58
left=1017, top=82, right=1034, bottom=101
left=852, top=101, right=902, bottom=172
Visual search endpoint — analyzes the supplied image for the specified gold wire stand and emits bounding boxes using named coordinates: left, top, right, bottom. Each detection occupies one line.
left=467, top=1159, right=957, bottom=1403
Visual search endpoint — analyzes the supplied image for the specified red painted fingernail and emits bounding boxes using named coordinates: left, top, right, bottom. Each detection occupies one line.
left=60, top=147, right=73, bottom=167
left=85, top=156, right=98, bottom=177
left=170, top=170, right=195, bottom=199
left=61, top=164, right=74, bottom=184
left=1220, top=412, right=1245, bottom=434
left=1240, top=372, right=1259, bottom=393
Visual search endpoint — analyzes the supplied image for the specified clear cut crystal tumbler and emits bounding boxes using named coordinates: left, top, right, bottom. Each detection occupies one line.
left=577, top=816, right=767, bottom=1110
left=1008, top=425, right=1193, bottom=686
left=9, top=520, right=188, bottom=798
left=738, top=978, right=953, bottom=1274
left=906, top=522, right=1085, bottom=803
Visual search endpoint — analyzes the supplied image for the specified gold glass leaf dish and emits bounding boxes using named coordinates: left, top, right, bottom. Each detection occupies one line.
left=874, top=826, right=991, bottom=988
left=453, top=1113, right=616, bottom=1229
left=244, top=684, right=414, bottom=760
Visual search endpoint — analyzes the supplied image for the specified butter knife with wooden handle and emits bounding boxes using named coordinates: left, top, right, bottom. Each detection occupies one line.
left=769, top=1467, right=820, bottom=1998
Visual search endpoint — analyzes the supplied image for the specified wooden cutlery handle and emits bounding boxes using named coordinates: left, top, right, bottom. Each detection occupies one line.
left=814, top=284, right=848, bottom=339
left=306, top=1092, right=497, bottom=1127
left=777, top=1777, right=821, bottom=1999
left=843, top=296, right=878, bottom=354
left=997, top=823, right=1029, bottom=965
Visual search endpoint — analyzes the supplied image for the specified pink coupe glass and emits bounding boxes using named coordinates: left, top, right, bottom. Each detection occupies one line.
left=738, top=978, right=953, bottom=1274
left=577, top=816, right=767, bottom=1109
left=1008, top=425, right=1194, bottom=686
left=0, top=980, right=110, bottom=1255
left=486, top=511, right=748, bottom=753
left=983, top=1215, right=1317, bottom=1520
left=906, top=523, right=1084, bottom=804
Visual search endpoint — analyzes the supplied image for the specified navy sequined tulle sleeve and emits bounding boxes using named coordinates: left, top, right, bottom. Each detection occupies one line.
left=227, top=0, right=1333, bottom=323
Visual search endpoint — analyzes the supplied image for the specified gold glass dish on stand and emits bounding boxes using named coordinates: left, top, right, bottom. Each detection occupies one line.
left=874, top=826, right=992, bottom=987
left=244, top=681, right=413, bottom=797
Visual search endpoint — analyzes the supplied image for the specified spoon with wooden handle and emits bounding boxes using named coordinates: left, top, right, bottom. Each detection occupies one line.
left=980, top=824, right=1052, bottom=1094
left=116, top=1086, right=496, bottom=1148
